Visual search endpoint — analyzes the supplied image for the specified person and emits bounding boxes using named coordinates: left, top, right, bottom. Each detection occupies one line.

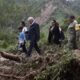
left=48, top=20, right=56, bottom=43
left=20, top=21, right=28, bottom=33
left=20, top=21, right=29, bottom=40
left=67, top=16, right=78, bottom=49
left=52, top=21, right=61, bottom=46
left=27, top=17, right=41, bottom=56
left=48, top=20, right=63, bottom=47
left=18, top=26, right=27, bottom=55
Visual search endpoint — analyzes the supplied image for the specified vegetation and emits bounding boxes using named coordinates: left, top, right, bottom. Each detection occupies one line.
left=0, top=0, right=80, bottom=46
left=0, top=0, right=80, bottom=80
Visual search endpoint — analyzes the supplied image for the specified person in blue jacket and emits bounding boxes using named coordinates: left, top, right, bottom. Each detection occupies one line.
left=18, top=26, right=27, bottom=54
left=27, top=17, right=41, bottom=56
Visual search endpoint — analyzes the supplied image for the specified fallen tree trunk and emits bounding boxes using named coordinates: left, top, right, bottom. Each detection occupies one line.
left=0, top=52, right=21, bottom=62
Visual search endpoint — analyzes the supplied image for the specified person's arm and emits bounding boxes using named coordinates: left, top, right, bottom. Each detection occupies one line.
left=49, top=26, right=53, bottom=31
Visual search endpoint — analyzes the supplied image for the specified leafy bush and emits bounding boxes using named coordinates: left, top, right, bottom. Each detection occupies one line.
left=6, top=45, right=18, bottom=53
left=77, top=17, right=80, bottom=23
left=0, top=40, right=8, bottom=48
left=0, top=28, right=17, bottom=49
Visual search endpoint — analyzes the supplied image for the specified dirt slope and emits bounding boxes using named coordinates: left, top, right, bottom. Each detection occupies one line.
left=35, top=1, right=57, bottom=25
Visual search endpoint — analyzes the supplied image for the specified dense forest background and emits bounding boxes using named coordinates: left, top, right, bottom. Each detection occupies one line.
left=0, top=0, right=80, bottom=51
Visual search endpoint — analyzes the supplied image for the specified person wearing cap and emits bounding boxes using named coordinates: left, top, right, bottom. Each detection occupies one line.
left=67, top=16, right=78, bottom=49
left=18, top=26, right=27, bottom=54
left=27, top=17, right=41, bottom=56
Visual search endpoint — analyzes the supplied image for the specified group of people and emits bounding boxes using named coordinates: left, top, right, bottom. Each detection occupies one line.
left=48, top=20, right=65, bottom=47
left=48, top=15, right=80, bottom=50
left=18, top=17, right=41, bottom=57
left=18, top=16, right=80, bottom=57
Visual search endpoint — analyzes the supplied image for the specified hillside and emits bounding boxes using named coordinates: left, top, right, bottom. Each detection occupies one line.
left=0, top=0, right=80, bottom=28
left=0, top=0, right=80, bottom=52
left=0, top=0, right=80, bottom=56
left=0, top=0, right=80, bottom=80
left=0, top=46, right=80, bottom=80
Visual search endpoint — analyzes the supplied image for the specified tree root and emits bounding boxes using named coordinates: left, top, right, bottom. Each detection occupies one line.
left=0, top=51, right=21, bottom=62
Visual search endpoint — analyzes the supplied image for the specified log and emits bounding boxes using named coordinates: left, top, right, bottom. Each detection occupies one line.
left=0, top=52, right=21, bottom=62
left=0, top=73, right=25, bottom=80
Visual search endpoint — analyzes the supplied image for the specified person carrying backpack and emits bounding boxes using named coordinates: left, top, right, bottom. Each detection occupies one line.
left=48, top=20, right=65, bottom=47
left=67, top=16, right=78, bottom=49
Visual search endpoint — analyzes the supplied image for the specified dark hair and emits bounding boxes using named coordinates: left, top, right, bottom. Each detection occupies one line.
left=53, top=20, right=59, bottom=27
left=53, top=20, right=56, bottom=23
left=70, top=15, right=75, bottom=19
left=21, top=21, right=26, bottom=26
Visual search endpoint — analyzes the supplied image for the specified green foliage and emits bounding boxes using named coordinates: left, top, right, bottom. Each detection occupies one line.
left=61, top=19, right=69, bottom=31
left=6, top=45, right=18, bottom=53
left=39, top=32, right=47, bottom=46
left=0, top=28, right=17, bottom=49
left=0, top=40, right=8, bottom=48
left=77, top=17, right=80, bottom=23
left=0, top=0, right=80, bottom=52
left=34, top=52, right=73, bottom=80
left=0, top=0, right=46, bottom=29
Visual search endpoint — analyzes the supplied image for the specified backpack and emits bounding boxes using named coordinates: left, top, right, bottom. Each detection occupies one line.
left=75, top=24, right=80, bottom=31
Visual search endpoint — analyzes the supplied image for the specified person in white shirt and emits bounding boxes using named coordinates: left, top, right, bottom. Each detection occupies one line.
left=20, top=21, right=29, bottom=40
left=20, top=21, right=28, bottom=33
left=18, top=26, right=27, bottom=54
left=67, top=16, right=78, bottom=49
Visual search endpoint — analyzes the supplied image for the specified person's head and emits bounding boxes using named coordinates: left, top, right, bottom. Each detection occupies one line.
left=51, top=20, right=56, bottom=26
left=52, top=20, right=59, bottom=27
left=27, top=17, right=34, bottom=26
left=18, top=26, right=23, bottom=32
left=20, top=21, right=26, bottom=27
left=69, top=15, right=75, bottom=23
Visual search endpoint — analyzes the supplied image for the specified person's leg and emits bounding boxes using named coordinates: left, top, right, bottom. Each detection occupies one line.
left=48, top=31, right=53, bottom=43
left=34, top=42, right=41, bottom=55
left=21, top=43, right=27, bottom=54
left=59, top=40, right=61, bottom=47
left=27, top=41, right=34, bottom=56
left=70, top=33, right=77, bottom=50
left=53, top=38, right=61, bottom=47
left=73, top=37, right=77, bottom=49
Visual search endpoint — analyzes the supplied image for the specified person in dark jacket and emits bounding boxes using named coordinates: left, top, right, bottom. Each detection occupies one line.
left=52, top=21, right=61, bottom=46
left=48, top=20, right=61, bottom=46
left=27, top=17, right=41, bottom=56
left=48, top=20, right=56, bottom=43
